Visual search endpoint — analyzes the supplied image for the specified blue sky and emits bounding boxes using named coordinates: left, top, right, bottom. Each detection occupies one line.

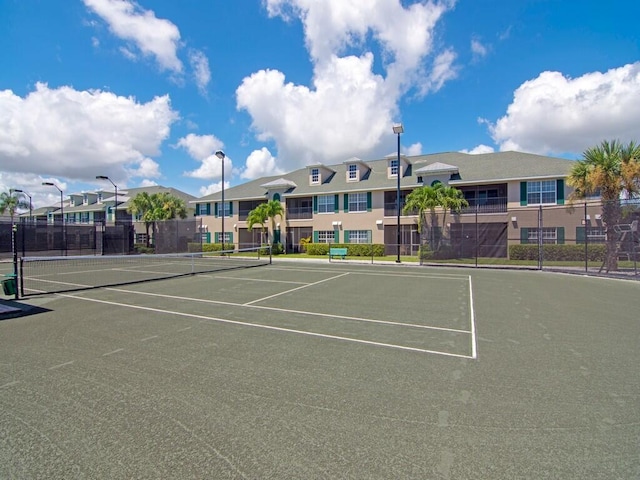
left=1, top=0, right=639, bottom=208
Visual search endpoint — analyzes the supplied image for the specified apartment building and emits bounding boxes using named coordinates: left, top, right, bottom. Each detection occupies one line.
left=193, top=151, right=606, bottom=256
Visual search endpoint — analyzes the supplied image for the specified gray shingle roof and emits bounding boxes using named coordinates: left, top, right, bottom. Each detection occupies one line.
left=194, top=151, right=576, bottom=202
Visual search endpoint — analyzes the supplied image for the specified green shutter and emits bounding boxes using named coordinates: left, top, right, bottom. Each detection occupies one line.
left=313, top=231, right=319, bottom=243
left=576, top=226, right=585, bottom=244
left=195, top=203, right=200, bottom=216
left=367, top=230, right=372, bottom=243
left=556, top=179, right=565, bottom=205
left=557, top=227, right=565, bottom=244
left=214, top=232, right=219, bottom=243
left=229, top=232, right=234, bottom=244
left=344, top=193, right=349, bottom=213
left=520, top=182, right=527, bottom=206
left=229, top=202, right=233, bottom=216
left=334, top=194, right=339, bottom=213
left=343, top=230, right=350, bottom=243
left=205, top=232, right=211, bottom=243
left=334, top=230, right=339, bottom=243
left=313, top=196, right=318, bottom=214
left=214, top=203, right=219, bottom=217
left=206, top=203, right=211, bottom=215
left=366, top=192, right=372, bottom=211
left=520, top=228, right=529, bottom=244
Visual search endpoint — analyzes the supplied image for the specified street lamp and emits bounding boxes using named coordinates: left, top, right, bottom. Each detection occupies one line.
left=96, top=175, right=118, bottom=224
left=42, top=181, right=65, bottom=253
left=215, top=150, right=226, bottom=249
left=393, top=123, right=404, bottom=263
left=10, top=188, right=32, bottom=223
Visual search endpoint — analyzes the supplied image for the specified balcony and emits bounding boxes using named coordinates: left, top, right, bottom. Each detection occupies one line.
left=286, top=206, right=313, bottom=220
left=460, top=197, right=507, bottom=214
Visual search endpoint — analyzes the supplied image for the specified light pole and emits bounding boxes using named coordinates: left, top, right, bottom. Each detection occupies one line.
left=96, top=176, right=118, bottom=224
left=10, top=188, right=32, bottom=223
left=393, top=123, right=404, bottom=263
left=42, top=181, right=65, bottom=253
left=215, top=150, right=226, bottom=249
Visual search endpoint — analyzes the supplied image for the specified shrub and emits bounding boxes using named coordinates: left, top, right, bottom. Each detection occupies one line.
left=134, top=243, right=154, bottom=254
left=304, top=243, right=385, bottom=257
left=509, top=244, right=606, bottom=262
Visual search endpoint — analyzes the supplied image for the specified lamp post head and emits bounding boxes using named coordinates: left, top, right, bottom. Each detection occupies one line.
left=392, top=124, right=404, bottom=135
left=42, top=182, right=54, bottom=186
left=215, top=150, right=226, bottom=160
left=96, top=175, right=108, bottom=180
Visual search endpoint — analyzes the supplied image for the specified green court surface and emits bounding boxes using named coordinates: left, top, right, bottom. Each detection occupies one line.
left=1, top=260, right=638, bottom=479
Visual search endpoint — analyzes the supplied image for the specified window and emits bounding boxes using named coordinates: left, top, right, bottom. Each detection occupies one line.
left=197, top=203, right=208, bottom=215
left=136, top=233, right=148, bottom=244
left=348, top=164, right=358, bottom=180
left=527, top=180, right=556, bottom=205
left=317, top=230, right=335, bottom=243
left=97, top=193, right=103, bottom=203
left=80, top=212, right=90, bottom=223
left=218, top=202, right=231, bottom=217
left=577, top=226, right=606, bottom=244
left=390, top=159, right=399, bottom=176
left=348, top=192, right=367, bottom=212
left=317, top=195, right=334, bottom=214
left=527, top=227, right=558, bottom=244
left=83, top=194, right=88, bottom=205
left=311, top=168, right=320, bottom=184
left=348, top=230, right=370, bottom=244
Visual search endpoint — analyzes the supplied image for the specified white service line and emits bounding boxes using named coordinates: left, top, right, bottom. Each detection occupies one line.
left=468, top=275, right=478, bottom=359
left=102, top=348, right=124, bottom=357
left=243, top=272, right=351, bottom=305
left=105, top=287, right=469, bottom=333
left=48, top=361, right=75, bottom=370
left=57, top=293, right=473, bottom=358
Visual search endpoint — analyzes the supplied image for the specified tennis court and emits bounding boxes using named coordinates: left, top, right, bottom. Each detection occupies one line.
left=1, top=257, right=638, bottom=478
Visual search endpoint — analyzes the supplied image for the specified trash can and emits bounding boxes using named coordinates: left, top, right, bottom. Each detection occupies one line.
left=2, top=275, right=17, bottom=296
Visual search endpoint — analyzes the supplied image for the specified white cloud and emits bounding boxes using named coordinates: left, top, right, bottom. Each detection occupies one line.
left=471, top=38, right=488, bottom=62
left=0, top=83, right=178, bottom=183
left=199, top=181, right=229, bottom=197
left=139, top=179, right=158, bottom=187
left=490, top=62, right=640, bottom=155
left=241, top=148, right=285, bottom=180
left=183, top=154, right=231, bottom=180
left=404, top=142, right=423, bottom=156
left=189, top=49, right=211, bottom=96
left=460, top=144, right=495, bottom=154
left=176, top=133, right=223, bottom=160
left=127, top=158, right=161, bottom=178
left=238, top=0, right=456, bottom=170
left=83, top=0, right=183, bottom=72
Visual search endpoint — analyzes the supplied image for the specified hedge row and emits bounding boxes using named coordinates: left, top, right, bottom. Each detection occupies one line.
left=305, top=243, right=386, bottom=257
left=509, top=244, right=606, bottom=261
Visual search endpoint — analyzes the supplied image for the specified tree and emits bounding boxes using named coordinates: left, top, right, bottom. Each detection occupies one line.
left=127, top=192, right=188, bottom=247
left=246, top=199, right=284, bottom=246
left=0, top=191, right=29, bottom=224
left=568, top=139, right=640, bottom=271
left=403, top=183, right=468, bottom=252
left=127, top=192, right=154, bottom=247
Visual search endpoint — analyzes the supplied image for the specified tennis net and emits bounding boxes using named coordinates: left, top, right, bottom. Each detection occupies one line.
left=19, top=246, right=271, bottom=296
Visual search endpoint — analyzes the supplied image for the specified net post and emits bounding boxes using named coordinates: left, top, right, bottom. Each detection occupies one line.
left=269, top=244, right=272, bottom=264
left=12, top=223, right=19, bottom=300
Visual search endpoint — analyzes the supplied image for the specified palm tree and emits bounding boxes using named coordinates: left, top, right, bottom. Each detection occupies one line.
left=436, top=185, right=469, bottom=240
left=568, top=139, right=640, bottom=271
left=154, top=192, right=188, bottom=221
left=127, top=192, right=154, bottom=247
left=0, top=191, right=29, bottom=224
left=246, top=199, right=284, bottom=246
left=403, top=183, right=467, bottom=252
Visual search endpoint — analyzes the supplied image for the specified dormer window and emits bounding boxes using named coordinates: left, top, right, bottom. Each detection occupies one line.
left=97, top=193, right=103, bottom=203
left=390, top=159, right=399, bottom=177
left=348, top=164, right=357, bottom=180
left=311, top=168, right=320, bottom=184
left=83, top=194, right=88, bottom=205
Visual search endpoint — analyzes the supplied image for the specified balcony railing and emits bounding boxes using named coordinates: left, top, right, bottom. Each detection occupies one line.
left=286, top=206, right=313, bottom=220
left=460, top=197, right=507, bottom=214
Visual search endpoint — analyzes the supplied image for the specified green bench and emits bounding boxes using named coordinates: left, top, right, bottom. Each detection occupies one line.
left=329, top=247, right=348, bottom=259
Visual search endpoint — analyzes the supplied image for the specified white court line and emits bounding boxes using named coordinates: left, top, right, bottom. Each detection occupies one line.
left=197, top=274, right=308, bottom=285
left=102, top=348, right=124, bottom=357
left=0, top=381, right=20, bottom=389
left=243, top=272, right=351, bottom=306
left=141, top=335, right=159, bottom=342
left=105, top=287, right=469, bottom=334
left=269, top=266, right=468, bottom=280
left=468, top=276, right=478, bottom=359
left=48, top=361, right=75, bottom=370
left=57, top=293, right=473, bottom=358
